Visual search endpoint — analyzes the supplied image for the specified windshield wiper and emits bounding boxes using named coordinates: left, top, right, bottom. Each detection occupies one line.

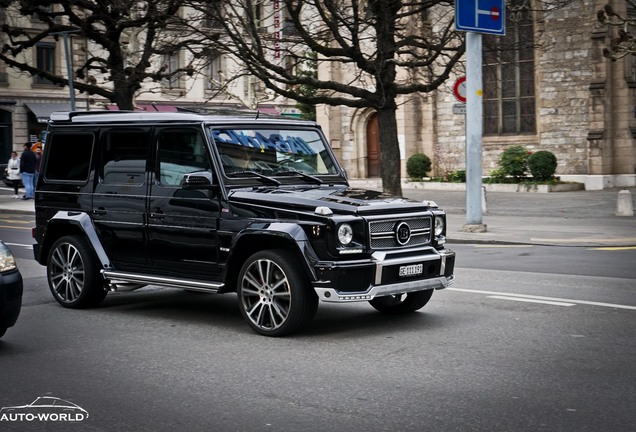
left=275, top=170, right=323, bottom=184
left=226, top=170, right=281, bottom=186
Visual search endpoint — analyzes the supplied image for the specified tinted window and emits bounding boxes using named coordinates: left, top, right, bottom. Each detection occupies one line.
left=45, top=133, right=94, bottom=182
left=157, top=128, right=212, bottom=186
left=101, top=129, right=149, bottom=185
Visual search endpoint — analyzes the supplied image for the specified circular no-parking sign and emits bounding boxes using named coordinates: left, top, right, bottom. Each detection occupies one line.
left=453, top=76, right=467, bottom=103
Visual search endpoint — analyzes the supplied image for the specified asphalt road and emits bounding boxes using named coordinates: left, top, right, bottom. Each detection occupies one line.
left=1, top=213, right=635, bottom=432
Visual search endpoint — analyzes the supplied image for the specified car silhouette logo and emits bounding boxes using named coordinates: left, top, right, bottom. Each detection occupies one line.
left=0, top=396, right=88, bottom=422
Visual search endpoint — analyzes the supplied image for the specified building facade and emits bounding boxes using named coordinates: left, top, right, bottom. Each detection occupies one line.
left=317, top=0, right=636, bottom=190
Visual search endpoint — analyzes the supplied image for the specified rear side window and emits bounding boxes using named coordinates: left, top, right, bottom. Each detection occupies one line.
left=44, top=133, right=94, bottom=182
left=100, top=129, right=150, bottom=185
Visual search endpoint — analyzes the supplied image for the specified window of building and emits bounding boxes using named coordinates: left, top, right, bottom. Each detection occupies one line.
left=207, top=54, right=223, bottom=89
left=483, top=0, right=535, bottom=135
left=162, top=51, right=182, bottom=89
left=34, top=43, right=56, bottom=85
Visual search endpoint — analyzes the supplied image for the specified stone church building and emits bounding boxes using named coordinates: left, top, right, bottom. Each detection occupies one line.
left=317, top=0, right=636, bottom=190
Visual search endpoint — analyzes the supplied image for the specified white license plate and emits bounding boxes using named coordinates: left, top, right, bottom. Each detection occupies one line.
left=398, top=264, right=423, bottom=277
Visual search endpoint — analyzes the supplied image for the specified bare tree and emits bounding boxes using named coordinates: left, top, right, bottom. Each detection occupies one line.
left=195, top=0, right=464, bottom=196
left=0, top=0, right=214, bottom=109
left=598, top=1, right=636, bottom=60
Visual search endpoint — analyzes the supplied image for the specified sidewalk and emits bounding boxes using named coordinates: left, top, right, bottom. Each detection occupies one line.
left=1, top=185, right=635, bottom=247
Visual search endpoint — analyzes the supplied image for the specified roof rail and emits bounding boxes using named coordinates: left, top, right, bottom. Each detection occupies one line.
left=49, top=110, right=134, bottom=122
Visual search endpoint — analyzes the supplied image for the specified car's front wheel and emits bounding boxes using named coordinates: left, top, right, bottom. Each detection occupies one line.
left=238, top=250, right=317, bottom=336
left=47, top=235, right=106, bottom=308
left=368, top=290, right=434, bottom=314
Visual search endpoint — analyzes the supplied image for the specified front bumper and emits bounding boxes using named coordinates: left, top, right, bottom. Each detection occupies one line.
left=0, top=269, right=23, bottom=328
left=313, top=247, right=455, bottom=303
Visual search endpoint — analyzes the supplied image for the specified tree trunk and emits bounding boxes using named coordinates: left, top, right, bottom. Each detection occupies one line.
left=376, top=104, right=402, bottom=197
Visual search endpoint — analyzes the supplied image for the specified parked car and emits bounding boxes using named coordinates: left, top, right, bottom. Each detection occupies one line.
left=33, top=111, right=455, bottom=336
left=0, top=240, right=23, bottom=339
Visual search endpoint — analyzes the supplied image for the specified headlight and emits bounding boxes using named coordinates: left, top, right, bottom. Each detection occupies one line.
left=0, top=241, right=17, bottom=272
left=337, top=223, right=354, bottom=245
left=434, top=216, right=445, bottom=236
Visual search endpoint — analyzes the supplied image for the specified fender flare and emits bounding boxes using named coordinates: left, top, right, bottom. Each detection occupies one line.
left=45, top=211, right=112, bottom=269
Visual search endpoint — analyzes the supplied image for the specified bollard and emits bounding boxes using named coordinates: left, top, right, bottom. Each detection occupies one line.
left=615, top=190, right=634, bottom=217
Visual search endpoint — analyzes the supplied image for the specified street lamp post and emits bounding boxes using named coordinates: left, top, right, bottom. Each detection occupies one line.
left=50, top=29, right=80, bottom=111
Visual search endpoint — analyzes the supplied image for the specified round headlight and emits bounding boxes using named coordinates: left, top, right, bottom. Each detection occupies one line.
left=337, top=223, right=354, bottom=245
left=434, top=216, right=445, bottom=236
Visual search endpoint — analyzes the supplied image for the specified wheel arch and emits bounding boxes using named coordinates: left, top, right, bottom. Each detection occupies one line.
left=220, top=224, right=318, bottom=294
left=36, top=211, right=111, bottom=269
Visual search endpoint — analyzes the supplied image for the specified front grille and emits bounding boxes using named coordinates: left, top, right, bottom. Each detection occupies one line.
left=369, top=217, right=432, bottom=250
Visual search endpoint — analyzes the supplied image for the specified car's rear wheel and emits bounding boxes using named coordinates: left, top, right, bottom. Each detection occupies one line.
left=238, top=249, right=317, bottom=336
left=368, top=290, right=434, bottom=314
left=47, top=235, right=106, bottom=308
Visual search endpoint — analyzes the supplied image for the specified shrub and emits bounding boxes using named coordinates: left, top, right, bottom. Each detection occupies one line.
left=528, top=150, right=557, bottom=181
left=406, top=153, right=432, bottom=179
left=485, top=167, right=508, bottom=183
left=498, top=145, right=530, bottom=179
left=446, top=169, right=466, bottom=183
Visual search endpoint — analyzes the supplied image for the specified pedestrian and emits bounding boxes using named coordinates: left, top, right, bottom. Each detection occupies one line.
left=19, top=142, right=36, bottom=200
left=7, top=151, right=21, bottom=198
left=34, top=146, right=42, bottom=187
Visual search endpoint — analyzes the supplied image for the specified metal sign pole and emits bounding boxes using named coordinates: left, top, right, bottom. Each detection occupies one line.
left=464, top=32, right=486, bottom=231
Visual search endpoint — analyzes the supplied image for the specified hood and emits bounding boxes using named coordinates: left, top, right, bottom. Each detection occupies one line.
left=227, top=185, right=434, bottom=215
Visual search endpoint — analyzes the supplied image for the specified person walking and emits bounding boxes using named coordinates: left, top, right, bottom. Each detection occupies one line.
left=7, top=151, right=21, bottom=198
left=19, top=142, right=36, bottom=200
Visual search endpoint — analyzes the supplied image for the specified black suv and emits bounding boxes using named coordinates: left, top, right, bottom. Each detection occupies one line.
left=33, top=111, right=455, bottom=336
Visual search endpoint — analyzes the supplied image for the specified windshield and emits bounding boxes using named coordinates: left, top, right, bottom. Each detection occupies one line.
left=208, top=127, right=340, bottom=177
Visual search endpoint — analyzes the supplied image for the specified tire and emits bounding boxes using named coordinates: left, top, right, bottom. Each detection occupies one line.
left=368, top=289, right=434, bottom=314
left=47, top=235, right=107, bottom=309
left=0, top=326, right=7, bottom=339
left=237, top=249, right=318, bottom=336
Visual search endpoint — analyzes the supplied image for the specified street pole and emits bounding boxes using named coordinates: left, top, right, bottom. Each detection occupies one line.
left=50, top=29, right=80, bottom=111
left=463, top=32, right=487, bottom=232
left=62, top=31, right=76, bottom=111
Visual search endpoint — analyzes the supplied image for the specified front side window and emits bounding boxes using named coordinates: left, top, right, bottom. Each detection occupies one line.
left=100, top=129, right=149, bottom=185
left=210, top=127, right=339, bottom=176
left=44, top=133, right=94, bottom=182
left=483, top=0, right=535, bottom=135
left=157, top=128, right=212, bottom=186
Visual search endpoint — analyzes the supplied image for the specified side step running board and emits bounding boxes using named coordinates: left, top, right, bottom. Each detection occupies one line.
left=102, top=270, right=224, bottom=293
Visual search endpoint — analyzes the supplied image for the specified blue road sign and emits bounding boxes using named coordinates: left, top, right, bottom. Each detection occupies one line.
left=455, top=0, right=506, bottom=35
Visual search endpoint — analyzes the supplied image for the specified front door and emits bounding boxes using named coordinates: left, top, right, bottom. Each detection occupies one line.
left=147, top=127, right=220, bottom=280
left=366, top=113, right=380, bottom=177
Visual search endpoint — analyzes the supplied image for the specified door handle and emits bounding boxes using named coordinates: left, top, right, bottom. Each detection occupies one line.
left=92, top=208, right=107, bottom=216
left=149, top=212, right=166, bottom=220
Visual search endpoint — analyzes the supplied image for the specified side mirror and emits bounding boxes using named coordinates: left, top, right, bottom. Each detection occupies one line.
left=181, top=171, right=215, bottom=189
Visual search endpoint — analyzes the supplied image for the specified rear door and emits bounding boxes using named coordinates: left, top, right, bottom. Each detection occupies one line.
left=147, top=127, right=221, bottom=280
left=92, top=127, right=152, bottom=271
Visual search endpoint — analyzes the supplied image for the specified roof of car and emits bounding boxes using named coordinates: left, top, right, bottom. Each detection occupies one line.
left=48, top=111, right=318, bottom=128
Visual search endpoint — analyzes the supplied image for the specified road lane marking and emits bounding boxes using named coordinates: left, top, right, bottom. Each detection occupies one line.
left=0, top=225, right=32, bottom=230
left=448, top=288, right=636, bottom=310
left=471, top=245, right=534, bottom=248
left=588, top=246, right=636, bottom=251
left=487, top=295, right=575, bottom=307
left=3, top=242, right=33, bottom=248
left=531, top=237, right=636, bottom=243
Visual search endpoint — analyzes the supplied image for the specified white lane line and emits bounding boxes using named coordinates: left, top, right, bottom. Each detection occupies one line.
left=3, top=242, right=33, bottom=248
left=448, top=288, right=636, bottom=311
left=487, top=295, right=575, bottom=307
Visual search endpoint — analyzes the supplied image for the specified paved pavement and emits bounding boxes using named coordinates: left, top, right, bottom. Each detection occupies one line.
left=1, top=185, right=634, bottom=247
